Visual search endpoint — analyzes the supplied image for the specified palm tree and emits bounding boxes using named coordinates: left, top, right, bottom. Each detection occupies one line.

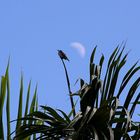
left=12, top=45, right=140, bottom=139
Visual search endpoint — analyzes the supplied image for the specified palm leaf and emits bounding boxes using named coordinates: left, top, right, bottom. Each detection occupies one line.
left=24, top=80, right=31, bottom=124
left=6, top=63, right=11, bottom=140
left=0, top=73, right=8, bottom=139
left=16, top=75, right=23, bottom=130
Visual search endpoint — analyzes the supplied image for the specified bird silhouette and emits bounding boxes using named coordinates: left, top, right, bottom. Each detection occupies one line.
left=57, top=50, right=69, bottom=61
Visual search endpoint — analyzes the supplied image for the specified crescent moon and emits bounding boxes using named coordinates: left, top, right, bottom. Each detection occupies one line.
left=70, top=42, right=86, bottom=58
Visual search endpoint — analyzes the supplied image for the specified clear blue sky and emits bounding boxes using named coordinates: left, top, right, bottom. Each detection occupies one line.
left=0, top=0, right=140, bottom=130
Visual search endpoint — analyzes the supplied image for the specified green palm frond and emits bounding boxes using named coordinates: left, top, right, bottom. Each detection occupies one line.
left=13, top=105, right=70, bottom=139
left=0, top=61, right=38, bottom=139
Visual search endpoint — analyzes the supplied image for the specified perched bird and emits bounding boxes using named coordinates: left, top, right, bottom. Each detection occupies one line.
left=57, top=50, right=69, bottom=61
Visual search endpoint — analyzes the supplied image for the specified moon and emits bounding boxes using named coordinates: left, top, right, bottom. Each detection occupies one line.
left=70, top=42, right=86, bottom=58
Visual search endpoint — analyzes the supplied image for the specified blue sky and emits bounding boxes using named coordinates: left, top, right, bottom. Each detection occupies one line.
left=0, top=0, right=140, bottom=130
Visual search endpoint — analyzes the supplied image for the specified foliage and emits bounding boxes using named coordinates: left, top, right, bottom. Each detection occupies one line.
left=0, top=62, right=38, bottom=140
left=12, top=45, right=140, bottom=140
left=0, top=45, right=140, bottom=140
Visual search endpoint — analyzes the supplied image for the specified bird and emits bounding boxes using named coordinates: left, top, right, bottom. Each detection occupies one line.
left=57, top=50, right=69, bottom=61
